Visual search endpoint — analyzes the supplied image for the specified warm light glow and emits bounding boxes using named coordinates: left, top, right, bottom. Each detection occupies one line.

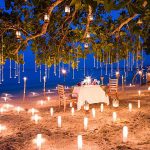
left=84, top=43, right=88, bottom=48
left=61, top=69, right=66, bottom=74
left=14, top=106, right=24, bottom=114
left=50, top=107, right=54, bottom=116
left=148, top=87, right=150, bottom=91
left=92, top=108, right=96, bottom=118
left=0, top=124, right=7, bottom=133
left=138, top=100, right=140, bottom=108
left=77, top=135, right=83, bottom=150
left=100, top=104, right=104, bottom=112
left=89, top=14, right=93, bottom=21
left=23, top=77, right=27, bottom=81
left=44, top=13, right=49, bottom=22
left=137, top=19, right=143, bottom=25
left=3, top=104, right=14, bottom=110
left=71, top=107, right=75, bottom=116
left=84, top=117, right=88, bottom=130
left=116, top=71, right=120, bottom=77
left=65, top=6, right=70, bottom=13
left=123, top=126, right=128, bottom=143
left=128, top=103, right=132, bottom=112
left=112, top=112, right=117, bottom=123
left=38, top=100, right=46, bottom=106
left=0, top=107, right=7, bottom=114
left=70, top=102, right=73, bottom=108
left=86, top=33, right=90, bottom=38
left=138, top=90, right=141, bottom=97
left=138, top=70, right=142, bottom=76
left=58, top=116, right=61, bottom=128
left=33, top=134, right=45, bottom=150
left=16, top=30, right=21, bottom=38
left=28, top=108, right=39, bottom=115
left=47, top=97, right=51, bottom=101
left=31, top=114, right=41, bottom=124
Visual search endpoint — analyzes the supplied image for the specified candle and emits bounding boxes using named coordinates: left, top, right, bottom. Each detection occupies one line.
left=28, top=108, right=39, bottom=115
left=92, top=108, right=96, bottom=118
left=33, top=134, right=45, bottom=150
left=123, top=126, right=128, bottom=143
left=77, top=135, right=83, bottom=150
left=112, top=112, right=117, bottom=122
left=0, top=107, right=6, bottom=114
left=58, top=116, right=61, bottom=128
left=138, top=100, right=140, bottom=108
left=84, top=117, right=88, bottom=130
left=31, top=114, right=41, bottom=124
left=70, top=102, right=73, bottom=108
left=15, top=106, right=24, bottom=114
left=50, top=107, right=54, bottom=116
left=71, top=107, right=75, bottom=116
left=47, top=97, right=51, bottom=101
left=128, top=103, right=132, bottom=112
left=100, top=104, right=104, bottom=112
left=0, top=124, right=6, bottom=133
left=138, top=90, right=141, bottom=97
left=38, top=100, right=45, bottom=106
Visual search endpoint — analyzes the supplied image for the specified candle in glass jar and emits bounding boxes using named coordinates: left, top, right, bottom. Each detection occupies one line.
left=112, top=112, right=117, bottom=122
left=128, top=103, right=132, bottom=112
left=123, top=126, right=128, bottom=143
left=138, top=100, right=140, bottom=108
left=50, top=107, right=54, bottom=116
left=58, top=116, right=61, bottom=128
left=100, top=104, right=104, bottom=112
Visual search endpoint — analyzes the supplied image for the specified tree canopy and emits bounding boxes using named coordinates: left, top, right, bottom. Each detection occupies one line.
left=0, top=0, right=149, bottom=68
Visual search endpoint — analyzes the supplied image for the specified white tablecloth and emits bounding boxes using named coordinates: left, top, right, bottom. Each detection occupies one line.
left=73, top=85, right=109, bottom=110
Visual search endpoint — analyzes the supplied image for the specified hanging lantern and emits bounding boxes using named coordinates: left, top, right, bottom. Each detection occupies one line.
left=16, top=30, right=21, bottom=39
left=84, top=43, right=88, bottom=49
left=84, top=101, right=89, bottom=113
left=112, top=98, right=119, bottom=108
left=137, top=19, right=143, bottom=25
left=65, top=6, right=70, bottom=13
left=86, top=33, right=90, bottom=38
left=89, top=14, right=93, bottom=21
left=44, top=13, right=49, bottom=23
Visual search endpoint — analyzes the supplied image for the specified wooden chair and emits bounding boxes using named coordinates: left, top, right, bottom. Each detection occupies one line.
left=108, top=79, right=118, bottom=99
left=57, top=85, right=77, bottom=112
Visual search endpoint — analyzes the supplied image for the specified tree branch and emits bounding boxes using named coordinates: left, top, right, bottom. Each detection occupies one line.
left=83, top=5, right=92, bottom=39
left=111, top=0, right=148, bottom=35
left=14, top=0, right=64, bottom=54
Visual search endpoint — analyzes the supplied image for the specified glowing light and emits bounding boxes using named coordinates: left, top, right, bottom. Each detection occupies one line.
left=61, top=69, right=66, bottom=74
left=77, top=135, right=83, bottom=150
left=123, top=126, right=128, bottom=143
left=128, top=103, right=132, bottom=112
left=71, top=107, right=75, bottom=116
left=84, top=117, right=88, bottom=130
left=84, top=43, right=88, bottom=48
left=31, top=114, right=41, bottom=124
left=58, top=116, right=62, bottom=128
left=138, top=90, right=141, bottom=97
left=33, top=134, right=45, bottom=150
left=14, top=106, right=24, bottom=114
left=16, top=30, right=21, bottom=39
left=28, top=108, right=39, bottom=115
left=47, top=97, right=51, bottom=101
left=100, top=104, right=104, bottom=112
left=38, top=100, right=46, bottom=106
left=89, top=14, right=93, bottom=21
left=138, top=100, right=140, bottom=108
left=50, top=107, right=54, bottom=116
left=0, top=124, right=6, bottom=133
left=65, top=6, right=70, bottom=13
left=44, top=13, right=49, bottom=22
left=92, top=108, right=96, bottom=118
left=112, top=112, right=117, bottom=123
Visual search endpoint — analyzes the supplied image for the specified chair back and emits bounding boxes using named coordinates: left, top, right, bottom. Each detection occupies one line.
left=109, top=79, right=118, bottom=93
left=58, top=85, right=65, bottom=100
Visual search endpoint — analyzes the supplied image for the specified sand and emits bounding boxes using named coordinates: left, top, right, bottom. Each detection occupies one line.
left=0, top=85, right=150, bottom=150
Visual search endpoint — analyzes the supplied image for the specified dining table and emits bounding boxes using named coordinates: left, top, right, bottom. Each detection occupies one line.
left=72, top=85, right=109, bottom=110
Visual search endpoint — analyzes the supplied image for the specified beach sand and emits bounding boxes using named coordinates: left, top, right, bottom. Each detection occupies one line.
left=0, top=85, right=150, bottom=150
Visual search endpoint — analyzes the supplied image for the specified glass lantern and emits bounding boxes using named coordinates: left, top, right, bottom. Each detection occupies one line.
left=84, top=43, right=88, bottom=49
left=65, top=6, right=70, bottom=13
left=112, top=98, right=119, bottom=108
left=44, top=13, right=49, bottom=23
left=16, top=31, right=21, bottom=39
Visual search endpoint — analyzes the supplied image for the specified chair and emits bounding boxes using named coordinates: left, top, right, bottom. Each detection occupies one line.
left=57, top=85, right=77, bottom=112
left=108, top=79, right=118, bottom=99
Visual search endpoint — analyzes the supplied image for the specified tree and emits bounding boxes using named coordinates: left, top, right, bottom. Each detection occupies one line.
left=0, top=0, right=149, bottom=67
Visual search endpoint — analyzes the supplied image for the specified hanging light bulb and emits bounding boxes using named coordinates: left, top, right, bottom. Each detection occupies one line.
left=16, top=30, right=21, bottom=39
left=44, top=13, right=49, bottom=23
left=84, top=43, right=88, bottom=49
left=65, top=6, right=70, bottom=13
